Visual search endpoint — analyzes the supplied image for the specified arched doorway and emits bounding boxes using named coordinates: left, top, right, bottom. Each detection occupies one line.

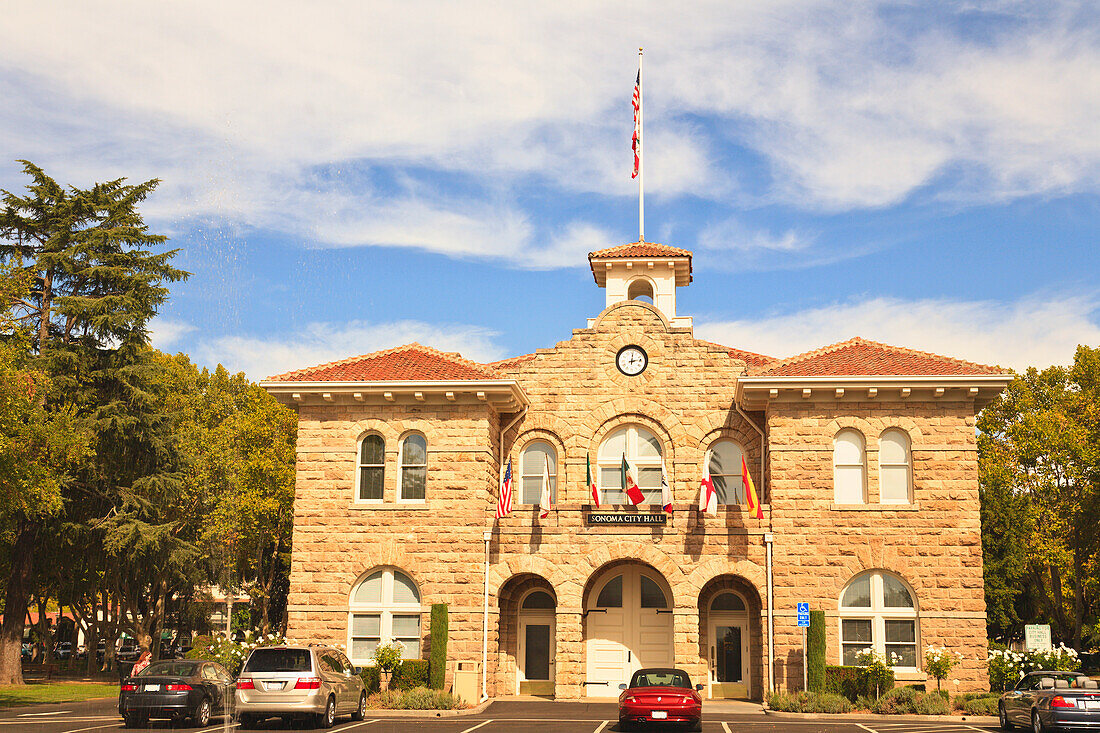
left=517, top=590, right=556, bottom=696
left=584, top=563, right=673, bottom=697
left=698, top=575, right=763, bottom=700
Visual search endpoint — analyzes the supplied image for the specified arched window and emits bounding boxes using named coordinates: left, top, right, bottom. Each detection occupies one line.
left=521, top=590, right=556, bottom=610
left=349, top=568, right=422, bottom=664
left=596, top=425, right=664, bottom=505
left=627, top=278, right=654, bottom=304
left=357, top=434, right=385, bottom=502
left=595, top=575, right=623, bottom=608
left=520, top=441, right=557, bottom=505
left=709, top=440, right=745, bottom=505
left=833, top=429, right=866, bottom=504
left=839, top=571, right=917, bottom=668
left=399, top=434, right=427, bottom=502
left=711, top=592, right=746, bottom=612
left=639, top=575, right=668, bottom=608
left=879, top=429, right=912, bottom=504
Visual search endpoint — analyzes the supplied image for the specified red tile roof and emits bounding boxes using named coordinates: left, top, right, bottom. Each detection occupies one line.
left=588, top=241, right=693, bottom=259
left=752, top=337, right=1006, bottom=377
left=265, top=343, right=501, bottom=382
left=696, top=340, right=776, bottom=369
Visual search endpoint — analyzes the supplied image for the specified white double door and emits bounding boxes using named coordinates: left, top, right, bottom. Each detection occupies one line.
left=585, top=566, right=674, bottom=697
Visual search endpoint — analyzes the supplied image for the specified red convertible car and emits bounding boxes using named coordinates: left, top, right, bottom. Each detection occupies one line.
left=618, top=668, right=703, bottom=731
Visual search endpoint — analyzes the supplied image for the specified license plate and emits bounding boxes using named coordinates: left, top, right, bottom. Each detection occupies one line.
left=264, top=681, right=285, bottom=691
left=143, top=684, right=161, bottom=692
left=651, top=711, right=667, bottom=719
left=1085, top=700, right=1100, bottom=711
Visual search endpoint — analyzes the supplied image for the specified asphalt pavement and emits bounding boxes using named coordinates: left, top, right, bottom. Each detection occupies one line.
left=0, top=697, right=1002, bottom=733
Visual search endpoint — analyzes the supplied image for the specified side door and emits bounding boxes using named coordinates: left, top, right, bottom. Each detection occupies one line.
left=320, top=652, right=349, bottom=712
left=1003, top=676, right=1029, bottom=723
left=200, top=664, right=223, bottom=712
left=338, top=652, right=362, bottom=705
left=1014, top=676, right=1040, bottom=723
left=213, top=664, right=235, bottom=715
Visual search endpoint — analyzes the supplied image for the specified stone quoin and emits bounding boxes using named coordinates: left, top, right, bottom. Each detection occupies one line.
left=261, top=242, right=1011, bottom=700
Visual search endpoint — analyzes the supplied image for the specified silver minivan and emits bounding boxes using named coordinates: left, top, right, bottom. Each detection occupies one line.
left=235, top=646, right=367, bottom=728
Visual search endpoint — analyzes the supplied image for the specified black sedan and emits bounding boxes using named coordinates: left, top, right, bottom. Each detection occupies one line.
left=119, top=659, right=236, bottom=728
left=999, top=670, right=1100, bottom=731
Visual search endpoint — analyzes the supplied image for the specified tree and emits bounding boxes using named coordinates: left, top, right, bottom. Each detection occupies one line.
left=0, top=161, right=186, bottom=683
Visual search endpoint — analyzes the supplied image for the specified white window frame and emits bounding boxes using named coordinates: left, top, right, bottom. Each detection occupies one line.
left=596, top=424, right=664, bottom=506
left=355, top=433, right=385, bottom=504
left=838, top=571, right=918, bottom=671
left=348, top=568, right=422, bottom=665
left=878, top=429, right=912, bottom=505
left=397, top=433, right=427, bottom=504
left=708, top=439, right=746, bottom=506
left=519, top=441, right=557, bottom=506
left=833, top=429, right=867, bottom=504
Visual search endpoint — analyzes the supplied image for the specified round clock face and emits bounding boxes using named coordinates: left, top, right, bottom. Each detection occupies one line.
left=616, top=345, right=648, bottom=376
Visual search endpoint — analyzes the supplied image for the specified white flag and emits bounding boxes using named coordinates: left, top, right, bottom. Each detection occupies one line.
left=539, top=452, right=554, bottom=519
left=699, top=450, right=718, bottom=517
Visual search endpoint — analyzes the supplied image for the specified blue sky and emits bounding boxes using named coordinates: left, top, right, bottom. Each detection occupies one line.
left=2, top=1, right=1099, bottom=378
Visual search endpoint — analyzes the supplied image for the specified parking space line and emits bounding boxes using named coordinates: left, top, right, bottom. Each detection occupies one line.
left=592, top=721, right=609, bottom=733
left=60, top=724, right=124, bottom=733
left=856, top=724, right=880, bottom=733
left=459, top=721, right=493, bottom=733
left=335, top=722, right=382, bottom=731
left=721, top=722, right=733, bottom=733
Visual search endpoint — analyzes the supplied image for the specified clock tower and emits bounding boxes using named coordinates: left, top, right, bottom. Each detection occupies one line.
left=587, top=241, right=693, bottom=328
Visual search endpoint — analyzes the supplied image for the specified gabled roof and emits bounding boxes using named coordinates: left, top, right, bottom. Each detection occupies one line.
left=751, top=337, right=1005, bottom=377
left=264, top=343, right=501, bottom=382
left=588, top=241, right=693, bottom=259
left=695, top=340, right=776, bottom=370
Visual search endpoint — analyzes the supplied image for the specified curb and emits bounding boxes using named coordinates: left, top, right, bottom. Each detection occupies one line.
left=763, top=709, right=998, bottom=724
left=361, top=699, right=492, bottom=717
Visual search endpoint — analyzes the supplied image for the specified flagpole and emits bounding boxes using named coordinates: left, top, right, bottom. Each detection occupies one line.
left=638, top=47, right=644, bottom=242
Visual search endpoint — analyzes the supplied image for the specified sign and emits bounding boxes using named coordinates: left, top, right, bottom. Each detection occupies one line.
left=585, top=512, right=667, bottom=525
left=797, top=602, right=810, bottom=627
left=1024, top=624, right=1052, bottom=651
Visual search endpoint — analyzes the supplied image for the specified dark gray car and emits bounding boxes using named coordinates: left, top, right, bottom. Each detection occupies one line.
left=999, top=670, right=1100, bottom=731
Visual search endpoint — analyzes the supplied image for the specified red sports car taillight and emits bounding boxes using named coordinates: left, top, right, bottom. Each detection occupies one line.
left=1051, top=696, right=1076, bottom=709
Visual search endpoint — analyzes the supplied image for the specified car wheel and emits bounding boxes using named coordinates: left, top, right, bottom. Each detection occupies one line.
left=1000, top=703, right=1014, bottom=730
left=351, top=691, right=367, bottom=721
left=1032, top=709, right=1045, bottom=733
left=315, top=695, right=336, bottom=729
left=191, top=697, right=211, bottom=727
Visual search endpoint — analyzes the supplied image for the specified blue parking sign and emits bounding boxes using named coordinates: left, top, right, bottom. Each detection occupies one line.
left=797, top=602, right=810, bottom=627
left=797, top=602, right=809, bottom=614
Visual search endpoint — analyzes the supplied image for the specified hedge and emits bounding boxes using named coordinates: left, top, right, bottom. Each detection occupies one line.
left=429, top=603, right=449, bottom=690
left=807, top=610, right=825, bottom=691
left=359, top=659, right=431, bottom=693
left=824, top=665, right=895, bottom=702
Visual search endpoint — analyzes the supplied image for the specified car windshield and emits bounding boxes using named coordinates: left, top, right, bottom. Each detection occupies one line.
left=137, top=661, right=199, bottom=677
left=243, top=648, right=312, bottom=673
left=630, top=670, right=691, bottom=689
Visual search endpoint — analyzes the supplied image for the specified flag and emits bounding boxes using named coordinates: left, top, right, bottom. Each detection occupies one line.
left=699, top=450, right=717, bottom=517
left=496, top=459, right=513, bottom=519
left=631, top=70, right=641, bottom=179
left=660, top=458, right=673, bottom=514
left=587, top=453, right=599, bottom=507
left=539, top=452, right=554, bottom=519
left=621, top=454, right=644, bottom=505
left=742, top=455, right=763, bottom=519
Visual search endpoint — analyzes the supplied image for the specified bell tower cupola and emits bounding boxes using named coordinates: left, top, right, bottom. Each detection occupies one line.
left=587, top=241, right=693, bottom=327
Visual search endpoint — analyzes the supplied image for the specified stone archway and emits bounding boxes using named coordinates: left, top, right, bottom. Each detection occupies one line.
left=496, top=573, right=557, bottom=697
left=698, top=575, right=765, bottom=701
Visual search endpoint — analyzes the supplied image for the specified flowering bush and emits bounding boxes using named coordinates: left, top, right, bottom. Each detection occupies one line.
left=185, top=631, right=285, bottom=676
left=855, top=649, right=894, bottom=698
left=924, top=645, right=963, bottom=691
left=987, top=644, right=1080, bottom=691
left=372, top=641, right=405, bottom=673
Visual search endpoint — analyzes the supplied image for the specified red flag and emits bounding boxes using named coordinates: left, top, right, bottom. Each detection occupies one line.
left=743, top=455, right=763, bottom=519
left=587, top=453, right=599, bottom=507
left=622, top=454, right=644, bottom=505
left=631, top=71, right=641, bottom=179
left=699, top=450, right=717, bottom=517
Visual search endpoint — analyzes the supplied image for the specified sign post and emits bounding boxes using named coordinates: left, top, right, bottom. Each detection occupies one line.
left=797, top=603, right=810, bottom=691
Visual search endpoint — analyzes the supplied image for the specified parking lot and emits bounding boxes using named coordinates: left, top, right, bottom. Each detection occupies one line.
left=0, top=699, right=1002, bottom=733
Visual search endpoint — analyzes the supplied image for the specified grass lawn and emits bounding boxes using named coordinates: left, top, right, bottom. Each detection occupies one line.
left=0, top=681, right=117, bottom=707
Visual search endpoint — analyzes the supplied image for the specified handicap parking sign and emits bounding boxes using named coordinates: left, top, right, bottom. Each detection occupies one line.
left=797, top=602, right=810, bottom=627
left=797, top=602, right=809, bottom=613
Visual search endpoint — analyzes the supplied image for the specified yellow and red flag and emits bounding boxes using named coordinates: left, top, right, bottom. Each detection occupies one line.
left=742, top=455, right=763, bottom=519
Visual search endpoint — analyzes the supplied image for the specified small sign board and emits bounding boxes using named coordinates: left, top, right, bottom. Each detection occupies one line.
left=585, top=513, right=667, bottom=525
left=797, top=602, right=810, bottom=627
left=1024, top=624, right=1052, bottom=651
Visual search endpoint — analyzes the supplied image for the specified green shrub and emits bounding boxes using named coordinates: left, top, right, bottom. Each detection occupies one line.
left=915, top=693, right=950, bottom=715
left=825, top=665, right=896, bottom=702
left=391, top=659, right=430, bottom=690
left=987, top=644, right=1081, bottom=692
left=854, top=694, right=876, bottom=710
left=871, top=686, right=919, bottom=714
left=363, top=686, right=462, bottom=710
left=962, top=696, right=998, bottom=716
left=429, top=603, right=448, bottom=690
left=807, top=610, right=826, bottom=692
left=766, top=690, right=852, bottom=713
left=953, top=691, right=999, bottom=710
left=360, top=665, right=381, bottom=693
left=185, top=631, right=285, bottom=676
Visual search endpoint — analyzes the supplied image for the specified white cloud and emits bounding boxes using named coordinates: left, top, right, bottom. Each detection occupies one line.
left=190, top=320, right=508, bottom=380
left=147, top=317, right=197, bottom=350
left=695, top=293, right=1100, bottom=370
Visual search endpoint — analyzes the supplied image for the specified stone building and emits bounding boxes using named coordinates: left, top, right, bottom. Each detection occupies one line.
left=260, top=242, right=1010, bottom=700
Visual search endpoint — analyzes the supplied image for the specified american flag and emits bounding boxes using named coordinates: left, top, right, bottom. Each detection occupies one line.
left=632, top=70, right=641, bottom=179
left=496, top=458, right=513, bottom=519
